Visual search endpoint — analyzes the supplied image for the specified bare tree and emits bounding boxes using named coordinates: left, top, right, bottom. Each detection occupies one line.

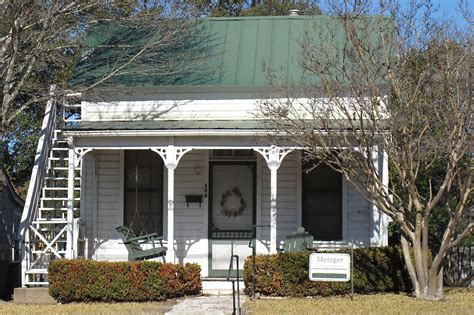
left=259, top=0, right=472, bottom=300
left=0, top=0, right=205, bottom=168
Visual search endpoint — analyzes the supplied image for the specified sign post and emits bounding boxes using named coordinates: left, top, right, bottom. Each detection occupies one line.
left=309, top=253, right=351, bottom=282
left=308, top=240, right=355, bottom=300
left=351, top=240, right=354, bottom=300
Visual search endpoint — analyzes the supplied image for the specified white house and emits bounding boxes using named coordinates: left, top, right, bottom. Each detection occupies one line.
left=20, top=16, right=390, bottom=287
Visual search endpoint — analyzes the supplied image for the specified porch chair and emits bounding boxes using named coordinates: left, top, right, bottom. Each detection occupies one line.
left=280, top=227, right=314, bottom=253
left=116, top=225, right=167, bottom=261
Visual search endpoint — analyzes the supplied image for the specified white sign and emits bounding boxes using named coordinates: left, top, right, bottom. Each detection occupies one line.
left=309, top=253, right=351, bottom=282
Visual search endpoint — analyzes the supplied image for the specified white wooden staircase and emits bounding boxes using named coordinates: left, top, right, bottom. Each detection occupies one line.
left=20, top=93, right=84, bottom=286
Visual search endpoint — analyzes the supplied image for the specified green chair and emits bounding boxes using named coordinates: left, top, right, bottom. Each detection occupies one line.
left=280, top=227, right=314, bottom=252
left=116, top=225, right=167, bottom=261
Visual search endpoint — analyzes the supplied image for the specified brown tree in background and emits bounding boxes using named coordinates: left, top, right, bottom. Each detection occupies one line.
left=0, top=0, right=204, bottom=184
left=259, top=0, right=472, bottom=300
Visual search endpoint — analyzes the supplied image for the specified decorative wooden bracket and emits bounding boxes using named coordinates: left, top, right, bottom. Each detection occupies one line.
left=254, top=146, right=294, bottom=170
left=150, top=146, right=193, bottom=170
left=73, top=148, right=94, bottom=167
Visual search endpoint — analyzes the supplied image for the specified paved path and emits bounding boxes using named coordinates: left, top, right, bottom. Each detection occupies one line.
left=165, top=295, right=247, bottom=315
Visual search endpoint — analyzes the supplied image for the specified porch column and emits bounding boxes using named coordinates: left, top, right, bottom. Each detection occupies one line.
left=66, top=147, right=75, bottom=259
left=255, top=147, right=293, bottom=253
left=370, top=145, right=390, bottom=247
left=167, top=166, right=175, bottom=262
left=151, top=146, right=192, bottom=263
left=380, top=147, right=390, bottom=246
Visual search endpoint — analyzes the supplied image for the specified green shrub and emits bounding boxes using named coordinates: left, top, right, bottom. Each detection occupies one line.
left=243, top=246, right=412, bottom=297
left=48, top=259, right=201, bottom=303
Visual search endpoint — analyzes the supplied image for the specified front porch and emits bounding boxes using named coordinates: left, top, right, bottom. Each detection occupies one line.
left=67, top=133, right=386, bottom=278
left=79, top=145, right=307, bottom=277
left=20, top=113, right=389, bottom=285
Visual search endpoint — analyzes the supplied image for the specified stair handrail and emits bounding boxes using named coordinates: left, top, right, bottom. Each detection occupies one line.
left=19, top=86, right=58, bottom=285
left=227, top=243, right=241, bottom=315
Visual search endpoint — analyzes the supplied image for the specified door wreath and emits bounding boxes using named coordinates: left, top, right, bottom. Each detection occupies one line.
left=220, top=186, right=247, bottom=217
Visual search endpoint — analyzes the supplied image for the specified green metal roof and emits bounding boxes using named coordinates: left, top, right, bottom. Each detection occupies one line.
left=70, top=16, right=392, bottom=90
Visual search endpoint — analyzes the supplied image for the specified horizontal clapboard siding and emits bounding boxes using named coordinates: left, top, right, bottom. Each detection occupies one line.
left=345, top=180, right=371, bottom=246
left=82, top=98, right=259, bottom=121
left=94, top=150, right=127, bottom=261
left=174, top=150, right=208, bottom=272
left=81, top=96, right=363, bottom=122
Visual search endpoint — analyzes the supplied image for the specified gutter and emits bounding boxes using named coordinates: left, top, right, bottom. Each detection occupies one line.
left=62, top=129, right=279, bottom=137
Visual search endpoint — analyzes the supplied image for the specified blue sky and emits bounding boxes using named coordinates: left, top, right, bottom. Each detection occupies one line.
left=410, top=0, right=469, bottom=24
left=318, top=0, right=471, bottom=28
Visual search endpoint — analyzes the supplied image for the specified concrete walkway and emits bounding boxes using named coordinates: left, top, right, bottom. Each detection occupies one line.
left=165, top=295, right=248, bottom=315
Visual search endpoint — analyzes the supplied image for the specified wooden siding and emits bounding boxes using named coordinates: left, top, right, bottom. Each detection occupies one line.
left=94, top=150, right=126, bottom=261
left=345, top=181, right=371, bottom=245
left=174, top=150, right=208, bottom=271
left=80, top=96, right=374, bottom=122
left=82, top=96, right=260, bottom=121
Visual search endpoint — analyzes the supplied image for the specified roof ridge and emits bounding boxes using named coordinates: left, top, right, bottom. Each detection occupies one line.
left=207, top=15, right=391, bottom=21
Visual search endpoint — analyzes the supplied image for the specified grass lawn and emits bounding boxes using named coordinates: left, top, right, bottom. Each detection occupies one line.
left=243, top=288, right=473, bottom=315
left=0, top=300, right=175, bottom=315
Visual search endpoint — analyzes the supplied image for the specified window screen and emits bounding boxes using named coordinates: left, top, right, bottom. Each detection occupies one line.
left=124, top=150, right=164, bottom=235
left=302, top=160, right=342, bottom=240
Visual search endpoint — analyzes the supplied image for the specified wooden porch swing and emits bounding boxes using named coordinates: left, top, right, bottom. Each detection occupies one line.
left=116, top=162, right=167, bottom=261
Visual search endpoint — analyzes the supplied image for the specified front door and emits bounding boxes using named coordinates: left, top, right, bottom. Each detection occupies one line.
left=208, top=162, right=256, bottom=277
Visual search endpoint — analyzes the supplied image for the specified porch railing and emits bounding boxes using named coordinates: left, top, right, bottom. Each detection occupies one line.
left=211, top=229, right=252, bottom=239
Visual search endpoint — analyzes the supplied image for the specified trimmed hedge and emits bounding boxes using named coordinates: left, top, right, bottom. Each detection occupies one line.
left=48, top=259, right=201, bottom=303
left=243, top=246, right=412, bottom=297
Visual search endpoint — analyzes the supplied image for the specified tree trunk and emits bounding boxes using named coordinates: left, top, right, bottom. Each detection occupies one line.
left=420, top=267, right=444, bottom=300
left=401, top=232, right=445, bottom=300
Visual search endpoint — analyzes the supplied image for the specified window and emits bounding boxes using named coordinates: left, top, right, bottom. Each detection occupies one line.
left=211, top=149, right=255, bottom=159
left=302, top=160, right=342, bottom=241
left=124, top=150, right=164, bottom=235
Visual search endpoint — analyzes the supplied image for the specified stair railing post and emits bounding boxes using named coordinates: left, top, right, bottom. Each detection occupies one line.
left=66, top=146, right=75, bottom=259
left=236, top=254, right=241, bottom=315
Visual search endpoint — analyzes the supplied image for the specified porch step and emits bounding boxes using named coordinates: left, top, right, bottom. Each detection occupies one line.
left=25, top=269, right=48, bottom=274
left=31, top=250, right=66, bottom=254
left=32, top=219, right=68, bottom=224
left=202, top=277, right=239, bottom=281
left=201, top=280, right=245, bottom=295
left=41, top=197, right=80, bottom=201
left=48, top=157, right=68, bottom=160
left=14, top=287, right=56, bottom=304
left=43, top=187, right=80, bottom=191
left=39, top=207, right=79, bottom=211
